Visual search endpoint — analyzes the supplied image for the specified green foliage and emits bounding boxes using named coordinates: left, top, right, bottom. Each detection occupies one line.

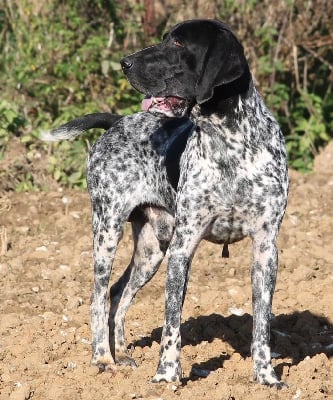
left=47, top=140, right=89, bottom=189
left=0, top=0, right=332, bottom=191
left=0, top=101, right=26, bottom=159
left=0, top=0, right=142, bottom=190
left=256, top=43, right=331, bottom=172
left=219, top=0, right=332, bottom=171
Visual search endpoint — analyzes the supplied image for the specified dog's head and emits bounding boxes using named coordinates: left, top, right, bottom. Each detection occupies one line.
left=121, top=19, right=250, bottom=116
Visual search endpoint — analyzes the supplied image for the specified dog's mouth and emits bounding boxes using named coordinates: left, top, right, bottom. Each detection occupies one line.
left=141, top=96, right=188, bottom=117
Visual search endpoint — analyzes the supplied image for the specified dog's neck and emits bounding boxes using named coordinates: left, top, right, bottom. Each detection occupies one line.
left=191, top=67, right=253, bottom=121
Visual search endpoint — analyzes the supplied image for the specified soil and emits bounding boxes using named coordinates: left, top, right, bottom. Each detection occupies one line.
left=0, top=142, right=332, bottom=400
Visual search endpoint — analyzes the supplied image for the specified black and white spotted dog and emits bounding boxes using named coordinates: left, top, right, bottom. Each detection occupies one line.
left=42, top=19, right=288, bottom=388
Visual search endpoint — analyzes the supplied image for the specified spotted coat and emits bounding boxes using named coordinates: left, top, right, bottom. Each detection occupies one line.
left=42, top=19, right=289, bottom=389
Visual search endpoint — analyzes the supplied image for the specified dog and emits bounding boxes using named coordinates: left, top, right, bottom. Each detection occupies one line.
left=42, top=19, right=288, bottom=388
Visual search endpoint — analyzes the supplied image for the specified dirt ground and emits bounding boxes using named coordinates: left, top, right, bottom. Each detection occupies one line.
left=0, top=142, right=332, bottom=400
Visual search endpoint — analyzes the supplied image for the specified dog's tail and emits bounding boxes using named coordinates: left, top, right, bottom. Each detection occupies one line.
left=40, top=113, right=122, bottom=142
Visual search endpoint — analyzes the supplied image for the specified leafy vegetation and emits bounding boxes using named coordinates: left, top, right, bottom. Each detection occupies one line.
left=0, top=0, right=332, bottom=190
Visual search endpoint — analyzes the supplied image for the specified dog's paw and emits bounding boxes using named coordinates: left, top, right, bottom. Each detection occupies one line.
left=91, top=354, right=117, bottom=373
left=254, top=367, right=288, bottom=389
left=269, top=381, right=288, bottom=390
left=152, top=361, right=181, bottom=383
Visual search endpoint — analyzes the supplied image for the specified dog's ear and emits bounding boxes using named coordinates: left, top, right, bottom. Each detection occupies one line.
left=195, top=26, right=248, bottom=104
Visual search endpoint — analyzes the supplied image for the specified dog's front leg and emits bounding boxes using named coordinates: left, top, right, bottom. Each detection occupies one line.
left=251, top=231, right=286, bottom=388
left=152, top=221, right=203, bottom=383
left=152, top=254, right=189, bottom=383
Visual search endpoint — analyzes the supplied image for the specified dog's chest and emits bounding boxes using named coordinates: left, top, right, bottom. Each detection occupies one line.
left=177, top=113, right=285, bottom=239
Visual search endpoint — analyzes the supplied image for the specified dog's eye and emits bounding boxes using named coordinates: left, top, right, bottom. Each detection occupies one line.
left=174, top=40, right=184, bottom=47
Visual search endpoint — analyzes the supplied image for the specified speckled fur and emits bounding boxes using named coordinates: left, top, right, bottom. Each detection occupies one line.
left=121, top=19, right=289, bottom=387
left=43, top=19, right=289, bottom=389
left=42, top=111, right=195, bottom=370
left=86, top=114, right=193, bottom=370
left=150, top=91, right=288, bottom=387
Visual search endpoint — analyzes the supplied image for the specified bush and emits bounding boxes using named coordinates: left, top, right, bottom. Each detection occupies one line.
left=0, top=0, right=142, bottom=189
left=217, top=0, right=333, bottom=171
left=0, top=0, right=332, bottom=190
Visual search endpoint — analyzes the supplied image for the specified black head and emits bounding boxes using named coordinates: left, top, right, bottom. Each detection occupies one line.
left=121, top=19, right=250, bottom=114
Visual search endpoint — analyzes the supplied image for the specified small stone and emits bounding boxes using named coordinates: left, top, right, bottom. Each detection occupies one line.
left=15, top=226, right=30, bottom=234
left=9, top=383, right=31, bottom=400
left=292, top=388, right=302, bottom=400
left=67, top=361, right=77, bottom=369
left=62, top=314, right=70, bottom=322
left=228, top=306, right=245, bottom=316
left=59, top=264, right=70, bottom=271
left=35, top=246, right=48, bottom=252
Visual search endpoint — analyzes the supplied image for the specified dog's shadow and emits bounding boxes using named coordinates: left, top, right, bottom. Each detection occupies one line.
left=133, top=310, right=332, bottom=381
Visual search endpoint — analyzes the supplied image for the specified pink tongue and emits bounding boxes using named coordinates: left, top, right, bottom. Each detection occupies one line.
left=141, top=98, right=153, bottom=111
left=141, top=97, right=166, bottom=111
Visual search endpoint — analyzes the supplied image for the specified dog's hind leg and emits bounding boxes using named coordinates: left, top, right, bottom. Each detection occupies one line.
left=90, top=205, right=125, bottom=372
left=109, top=209, right=172, bottom=367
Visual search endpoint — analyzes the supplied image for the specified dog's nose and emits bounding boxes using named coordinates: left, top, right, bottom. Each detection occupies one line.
left=120, top=58, right=133, bottom=70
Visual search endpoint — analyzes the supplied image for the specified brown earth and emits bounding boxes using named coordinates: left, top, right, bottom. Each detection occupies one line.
left=0, top=142, right=332, bottom=400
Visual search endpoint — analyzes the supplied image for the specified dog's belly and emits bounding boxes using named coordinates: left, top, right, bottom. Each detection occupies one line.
left=205, top=214, right=247, bottom=244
